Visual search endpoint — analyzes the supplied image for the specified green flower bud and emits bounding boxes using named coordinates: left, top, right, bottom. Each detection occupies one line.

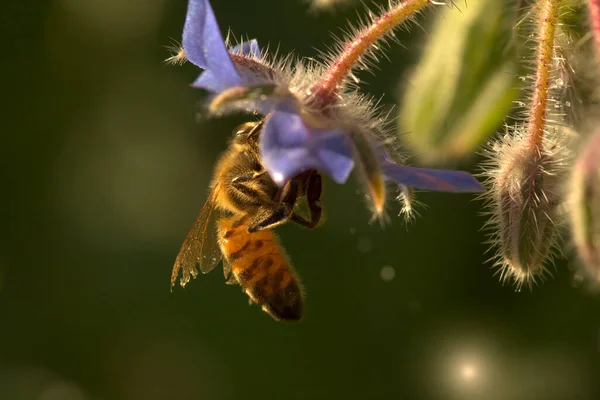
left=399, top=0, right=519, bottom=165
left=482, top=125, right=572, bottom=289
left=568, top=129, right=600, bottom=281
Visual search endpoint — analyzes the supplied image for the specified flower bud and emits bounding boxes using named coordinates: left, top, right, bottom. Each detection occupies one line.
left=483, top=125, right=571, bottom=289
left=399, top=0, right=518, bottom=165
left=568, top=129, right=600, bottom=281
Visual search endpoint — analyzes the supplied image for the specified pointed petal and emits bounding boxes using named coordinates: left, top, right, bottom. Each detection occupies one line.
left=381, top=161, right=485, bottom=192
left=183, top=0, right=241, bottom=90
left=231, top=39, right=262, bottom=58
left=260, top=109, right=355, bottom=186
left=191, top=70, right=223, bottom=92
left=347, top=130, right=386, bottom=215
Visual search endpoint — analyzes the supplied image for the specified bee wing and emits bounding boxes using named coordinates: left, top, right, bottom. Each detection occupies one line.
left=171, top=183, right=223, bottom=290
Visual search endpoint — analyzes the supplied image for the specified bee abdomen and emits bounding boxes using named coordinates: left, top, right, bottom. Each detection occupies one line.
left=217, top=216, right=303, bottom=322
left=235, top=255, right=303, bottom=322
left=261, top=278, right=303, bottom=322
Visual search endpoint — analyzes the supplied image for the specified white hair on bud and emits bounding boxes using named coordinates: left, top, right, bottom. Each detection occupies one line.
left=396, top=185, right=424, bottom=225
left=479, top=124, right=573, bottom=290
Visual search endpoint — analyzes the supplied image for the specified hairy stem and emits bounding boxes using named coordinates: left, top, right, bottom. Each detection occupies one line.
left=527, top=0, right=559, bottom=149
left=314, top=0, right=430, bottom=101
left=589, top=0, right=600, bottom=58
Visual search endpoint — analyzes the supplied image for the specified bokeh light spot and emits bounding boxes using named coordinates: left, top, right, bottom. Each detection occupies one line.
left=460, top=363, right=477, bottom=381
left=357, top=236, right=372, bottom=253
left=380, top=265, right=395, bottom=282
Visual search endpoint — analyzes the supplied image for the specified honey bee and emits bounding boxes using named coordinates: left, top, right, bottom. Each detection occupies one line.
left=171, top=120, right=323, bottom=321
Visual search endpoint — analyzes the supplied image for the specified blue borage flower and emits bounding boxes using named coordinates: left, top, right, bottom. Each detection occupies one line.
left=179, top=0, right=485, bottom=215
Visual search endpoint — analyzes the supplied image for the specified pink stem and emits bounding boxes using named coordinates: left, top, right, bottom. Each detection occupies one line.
left=589, top=0, right=600, bottom=58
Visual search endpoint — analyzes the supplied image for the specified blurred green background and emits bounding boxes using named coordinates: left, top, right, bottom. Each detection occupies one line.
left=1, top=0, right=600, bottom=399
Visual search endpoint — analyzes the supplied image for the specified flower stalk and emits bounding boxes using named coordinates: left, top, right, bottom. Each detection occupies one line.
left=527, top=0, right=559, bottom=149
left=588, top=0, right=600, bottom=58
left=314, top=0, right=431, bottom=100
left=481, top=0, right=568, bottom=289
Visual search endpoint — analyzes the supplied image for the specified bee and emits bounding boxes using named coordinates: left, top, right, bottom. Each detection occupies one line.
left=171, top=120, right=323, bottom=321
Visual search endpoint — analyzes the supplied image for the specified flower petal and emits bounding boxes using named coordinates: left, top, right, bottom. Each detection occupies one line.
left=183, top=0, right=242, bottom=90
left=347, top=130, right=386, bottom=215
left=192, top=70, right=224, bottom=92
left=231, top=39, right=262, bottom=58
left=260, top=108, right=355, bottom=186
left=381, top=161, right=485, bottom=192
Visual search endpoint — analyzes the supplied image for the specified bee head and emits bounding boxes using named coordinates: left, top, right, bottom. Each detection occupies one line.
left=232, top=120, right=263, bottom=149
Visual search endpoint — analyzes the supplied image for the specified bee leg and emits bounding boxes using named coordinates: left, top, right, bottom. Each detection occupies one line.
left=247, top=205, right=293, bottom=232
left=291, top=171, right=323, bottom=229
left=307, top=172, right=323, bottom=228
left=223, top=261, right=238, bottom=285
left=246, top=179, right=302, bottom=232
left=289, top=213, right=313, bottom=228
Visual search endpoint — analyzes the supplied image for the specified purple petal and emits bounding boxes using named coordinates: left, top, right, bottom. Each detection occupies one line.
left=231, top=39, right=262, bottom=58
left=183, top=0, right=242, bottom=91
left=260, top=108, right=355, bottom=186
left=192, top=70, right=223, bottom=92
left=381, top=161, right=485, bottom=192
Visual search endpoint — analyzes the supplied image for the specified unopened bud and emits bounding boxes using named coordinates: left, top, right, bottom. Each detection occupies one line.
left=483, top=125, right=571, bottom=289
left=568, top=129, right=600, bottom=281
left=399, top=0, right=518, bottom=165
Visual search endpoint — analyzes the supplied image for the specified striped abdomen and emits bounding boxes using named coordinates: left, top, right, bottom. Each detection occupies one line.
left=217, top=216, right=304, bottom=321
